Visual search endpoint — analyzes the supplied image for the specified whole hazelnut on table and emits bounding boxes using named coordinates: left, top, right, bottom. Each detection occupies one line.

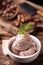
left=11, top=20, right=20, bottom=27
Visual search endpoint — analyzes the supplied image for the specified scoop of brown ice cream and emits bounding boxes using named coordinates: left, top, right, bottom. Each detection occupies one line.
left=11, top=34, right=37, bottom=56
left=12, top=34, right=35, bottom=51
left=20, top=46, right=37, bottom=56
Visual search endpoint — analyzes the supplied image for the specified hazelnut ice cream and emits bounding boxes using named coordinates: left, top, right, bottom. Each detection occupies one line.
left=11, top=34, right=37, bottom=56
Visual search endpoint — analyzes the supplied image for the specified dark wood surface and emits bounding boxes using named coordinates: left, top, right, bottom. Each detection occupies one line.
left=0, top=30, right=43, bottom=65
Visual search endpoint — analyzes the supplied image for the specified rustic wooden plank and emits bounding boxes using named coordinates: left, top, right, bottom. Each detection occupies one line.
left=0, top=19, right=18, bottom=35
left=0, top=28, right=13, bottom=37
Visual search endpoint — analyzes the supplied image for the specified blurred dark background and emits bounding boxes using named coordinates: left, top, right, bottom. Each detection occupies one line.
left=28, top=0, right=43, bottom=6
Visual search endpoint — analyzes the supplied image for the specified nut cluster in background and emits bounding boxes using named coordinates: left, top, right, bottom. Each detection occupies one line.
left=0, top=0, right=17, bottom=19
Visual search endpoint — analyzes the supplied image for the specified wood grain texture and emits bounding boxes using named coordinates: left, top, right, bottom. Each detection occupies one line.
left=0, top=19, right=18, bottom=35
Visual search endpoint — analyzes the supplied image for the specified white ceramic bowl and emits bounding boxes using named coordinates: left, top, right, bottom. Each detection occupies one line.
left=6, top=35, right=41, bottom=63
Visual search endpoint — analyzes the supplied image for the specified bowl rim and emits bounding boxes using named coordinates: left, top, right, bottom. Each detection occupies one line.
left=7, top=35, right=41, bottom=59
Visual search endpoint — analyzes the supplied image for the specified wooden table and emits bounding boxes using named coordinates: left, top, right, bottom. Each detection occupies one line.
left=0, top=30, right=43, bottom=65
left=0, top=1, right=43, bottom=65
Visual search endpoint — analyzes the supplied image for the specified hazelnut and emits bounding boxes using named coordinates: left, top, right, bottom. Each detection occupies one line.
left=13, top=5, right=16, bottom=10
left=3, top=10, right=7, bottom=14
left=17, top=15, right=21, bottom=22
left=6, top=8, right=11, bottom=12
left=10, top=5, right=14, bottom=9
left=5, top=13, right=10, bottom=17
left=34, top=18, right=40, bottom=22
left=6, top=4, right=10, bottom=8
left=11, top=2, right=14, bottom=6
left=12, top=20, right=19, bottom=26
left=24, top=14, right=31, bottom=20
left=33, top=15, right=39, bottom=19
left=20, top=14, right=25, bottom=22
left=2, top=1, right=6, bottom=6
left=13, top=4, right=17, bottom=8
left=2, top=14, right=5, bottom=17
left=13, top=10, right=15, bottom=13
left=9, top=13, right=13, bottom=17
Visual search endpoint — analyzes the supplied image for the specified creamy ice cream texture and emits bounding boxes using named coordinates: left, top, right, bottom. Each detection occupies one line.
left=11, top=34, right=37, bottom=56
